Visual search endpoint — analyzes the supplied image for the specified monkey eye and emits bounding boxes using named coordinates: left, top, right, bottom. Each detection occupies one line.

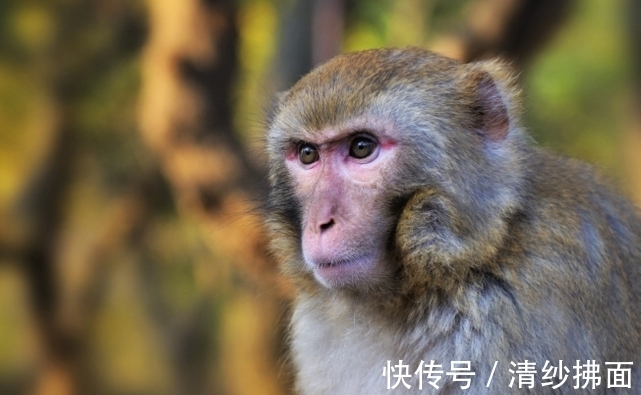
left=298, top=143, right=319, bottom=165
left=348, top=136, right=377, bottom=159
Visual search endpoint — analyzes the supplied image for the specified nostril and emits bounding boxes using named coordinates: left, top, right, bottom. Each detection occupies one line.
left=320, top=219, right=335, bottom=232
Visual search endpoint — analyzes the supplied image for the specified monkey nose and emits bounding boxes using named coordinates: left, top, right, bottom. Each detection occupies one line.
left=319, top=219, right=335, bottom=233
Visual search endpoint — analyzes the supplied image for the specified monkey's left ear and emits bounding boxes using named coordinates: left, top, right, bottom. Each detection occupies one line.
left=462, top=60, right=520, bottom=143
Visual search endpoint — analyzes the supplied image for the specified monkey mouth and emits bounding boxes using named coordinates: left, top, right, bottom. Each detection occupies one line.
left=316, top=257, right=358, bottom=268
left=311, top=253, right=378, bottom=287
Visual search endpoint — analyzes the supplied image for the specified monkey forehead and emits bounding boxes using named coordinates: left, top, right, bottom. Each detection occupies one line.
left=271, top=48, right=463, bottom=136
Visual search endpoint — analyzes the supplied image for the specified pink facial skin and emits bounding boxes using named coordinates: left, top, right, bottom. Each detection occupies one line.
left=284, top=120, right=399, bottom=288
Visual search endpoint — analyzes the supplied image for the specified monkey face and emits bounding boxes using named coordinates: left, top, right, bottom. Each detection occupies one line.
left=281, top=119, right=401, bottom=289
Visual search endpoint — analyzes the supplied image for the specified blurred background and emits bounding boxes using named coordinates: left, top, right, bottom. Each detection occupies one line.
left=0, top=0, right=640, bottom=394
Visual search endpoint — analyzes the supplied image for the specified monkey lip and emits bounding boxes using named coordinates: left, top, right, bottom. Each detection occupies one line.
left=316, top=257, right=356, bottom=268
left=311, top=253, right=377, bottom=287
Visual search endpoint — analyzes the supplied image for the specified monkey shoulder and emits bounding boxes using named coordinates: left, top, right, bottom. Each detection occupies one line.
left=494, top=150, right=641, bottom=353
left=518, top=150, right=641, bottom=264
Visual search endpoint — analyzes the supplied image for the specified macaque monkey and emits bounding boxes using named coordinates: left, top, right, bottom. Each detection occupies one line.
left=264, top=48, right=641, bottom=394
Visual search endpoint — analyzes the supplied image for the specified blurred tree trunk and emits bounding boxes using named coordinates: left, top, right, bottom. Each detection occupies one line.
left=10, top=3, right=148, bottom=394
left=276, top=0, right=314, bottom=89
left=23, top=103, right=77, bottom=395
left=434, top=0, right=574, bottom=68
left=276, top=0, right=345, bottom=89
left=139, top=1, right=291, bottom=394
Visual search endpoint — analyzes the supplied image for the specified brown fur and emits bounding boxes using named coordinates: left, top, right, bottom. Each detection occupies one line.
left=265, top=48, right=641, bottom=394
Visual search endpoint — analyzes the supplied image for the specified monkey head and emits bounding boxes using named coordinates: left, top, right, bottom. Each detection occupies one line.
left=266, top=48, right=527, bottom=295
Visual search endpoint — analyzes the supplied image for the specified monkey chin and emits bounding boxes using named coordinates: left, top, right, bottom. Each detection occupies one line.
left=307, top=252, right=387, bottom=289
